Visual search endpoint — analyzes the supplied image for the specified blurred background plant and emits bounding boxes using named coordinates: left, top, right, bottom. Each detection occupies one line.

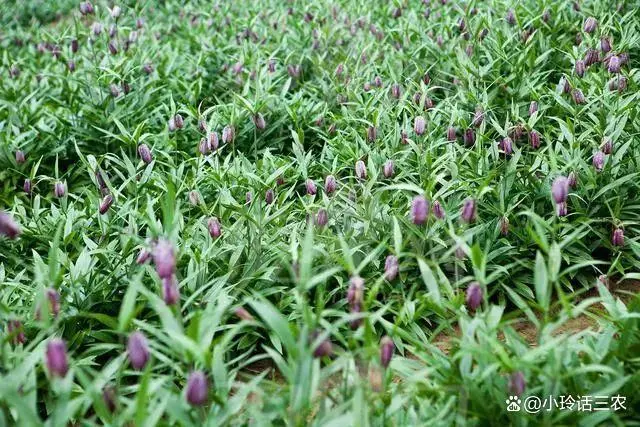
left=0, top=0, right=639, bottom=424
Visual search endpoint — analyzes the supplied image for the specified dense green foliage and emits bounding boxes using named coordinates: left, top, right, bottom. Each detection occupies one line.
left=1, top=0, right=639, bottom=425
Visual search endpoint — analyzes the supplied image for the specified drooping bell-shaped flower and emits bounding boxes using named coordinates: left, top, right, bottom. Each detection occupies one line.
left=152, top=239, right=176, bottom=279
left=127, top=331, right=150, bottom=370
left=207, top=217, right=221, bottom=239
left=0, top=211, right=21, bottom=239
left=46, top=338, right=69, bottom=377
left=185, top=371, right=208, bottom=406
left=465, top=282, right=483, bottom=311
left=612, top=228, right=624, bottom=247
left=384, top=255, right=399, bottom=281
left=460, top=199, right=476, bottom=223
left=161, top=275, right=180, bottom=305
left=380, top=336, right=394, bottom=368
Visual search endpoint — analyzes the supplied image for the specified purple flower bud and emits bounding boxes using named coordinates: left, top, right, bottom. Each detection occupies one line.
left=611, top=227, right=624, bottom=247
left=305, top=179, right=317, bottom=196
left=529, top=130, right=541, bottom=149
left=265, top=189, right=274, bottom=205
left=136, top=248, right=151, bottom=264
left=391, top=83, right=401, bottom=99
left=23, top=179, right=32, bottom=194
left=455, top=245, right=467, bottom=259
left=186, top=371, right=208, bottom=406
left=600, top=37, right=611, bottom=53
left=68, top=60, right=76, bottom=72
left=499, top=137, right=513, bottom=156
left=267, top=59, right=276, bottom=73
left=335, top=63, right=344, bottom=76
left=71, top=39, right=79, bottom=53
left=383, top=160, right=394, bottom=178
left=414, top=116, right=426, bottom=136
left=463, top=128, right=475, bottom=146
left=315, top=209, right=328, bottom=228
left=138, top=144, right=152, bottom=164
left=127, top=331, right=149, bottom=370
left=384, top=255, right=399, bottom=281
left=499, top=216, right=510, bottom=236
left=99, top=194, right=114, bottom=214
left=143, top=63, right=154, bottom=74
left=619, top=52, right=629, bottom=65
left=572, top=89, right=585, bottom=105
left=173, top=114, right=184, bottom=130
left=479, top=28, right=489, bottom=41
left=325, top=175, right=336, bottom=194
left=54, top=181, right=67, bottom=198
left=574, top=60, right=585, bottom=77
left=411, top=196, right=429, bottom=225
left=91, top=22, right=103, bottom=36
left=363, top=82, right=372, bottom=92
left=373, top=76, right=382, bottom=87
left=584, top=49, right=600, bottom=67
left=108, top=40, right=118, bottom=55
left=617, top=75, right=628, bottom=92
left=136, top=18, right=144, bottom=29
left=380, top=336, right=394, bottom=368
left=355, top=160, right=367, bottom=180
left=367, top=125, right=377, bottom=142
left=253, top=113, right=266, bottom=130
left=207, top=131, right=219, bottom=151
left=429, top=200, right=443, bottom=219
left=608, top=55, right=621, bottom=73
left=472, top=108, right=484, bottom=127
left=110, top=5, right=121, bottom=18
left=188, top=190, right=201, bottom=206
left=207, top=217, right=222, bottom=239
left=508, top=371, right=526, bottom=397
left=15, top=150, right=25, bottom=164
left=458, top=18, right=466, bottom=32
left=162, top=275, right=180, bottom=305
left=245, top=191, right=253, bottom=205
left=551, top=176, right=569, bottom=204
left=568, top=172, right=577, bottom=189
left=423, top=72, right=431, bottom=85
left=222, top=125, right=235, bottom=143
left=601, top=138, right=613, bottom=155
left=528, top=101, right=538, bottom=116
left=460, top=199, right=476, bottom=223
left=506, top=9, right=516, bottom=26
left=556, top=201, right=568, bottom=217
left=465, top=282, right=483, bottom=311
left=79, top=1, right=94, bottom=15
left=234, top=307, right=254, bottom=321
left=46, top=338, right=69, bottom=377
left=7, top=320, right=25, bottom=345
left=583, top=17, right=597, bottom=33
left=447, top=127, right=457, bottom=141
left=593, top=151, right=605, bottom=172
left=199, top=138, right=210, bottom=155
left=310, top=331, right=333, bottom=358
left=347, top=276, right=365, bottom=307
left=153, top=239, right=176, bottom=279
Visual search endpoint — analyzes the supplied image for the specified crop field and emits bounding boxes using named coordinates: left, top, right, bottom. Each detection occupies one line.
left=1, top=0, right=639, bottom=425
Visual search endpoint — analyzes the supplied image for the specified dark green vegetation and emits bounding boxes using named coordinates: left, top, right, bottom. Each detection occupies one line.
left=1, top=0, right=639, bottom=425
